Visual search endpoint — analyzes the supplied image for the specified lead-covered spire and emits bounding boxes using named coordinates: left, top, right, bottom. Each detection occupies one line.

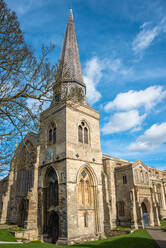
left=59, top=8, right=85, bottom=87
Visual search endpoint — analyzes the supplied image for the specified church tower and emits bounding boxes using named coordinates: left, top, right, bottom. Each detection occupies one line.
left=38, top=8, right=104, bottom=244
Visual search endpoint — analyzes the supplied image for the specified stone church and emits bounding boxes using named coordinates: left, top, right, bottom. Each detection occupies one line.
left=0, top=8, right=166, bottom=245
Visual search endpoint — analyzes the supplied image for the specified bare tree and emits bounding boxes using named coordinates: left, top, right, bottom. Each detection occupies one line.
left=0, top=0, right=84, bottom=176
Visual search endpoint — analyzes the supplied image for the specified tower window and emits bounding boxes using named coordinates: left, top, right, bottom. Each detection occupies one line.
left=78, top=121, right=89, bottom=144
left=49, top=129, right=52, bottom=142
left=123, top=175, right=127, bottom=184
left=84, top=127, right=88, bottom=144
left=53, top=127, right=56, bottom=144
left=48, top=123, right=57, bottom=144
left=78, top=125, right=83, bottom=143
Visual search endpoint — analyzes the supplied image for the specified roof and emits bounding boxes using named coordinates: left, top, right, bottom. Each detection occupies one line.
left=59, top=8, right=85, bottom=87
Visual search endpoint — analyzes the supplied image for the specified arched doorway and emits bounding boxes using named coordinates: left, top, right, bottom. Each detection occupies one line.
left=18, top=198, right=29, bottom=227
left=141, top=202, right=149, bottom=226
left=43, top=167, right=59, bottom=243
left=47, top=211, right=59, bottom=243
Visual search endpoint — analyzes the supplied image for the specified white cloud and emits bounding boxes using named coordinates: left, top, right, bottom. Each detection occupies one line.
left=107, top=58, right=133, bottom=76
left=133, top=18, right=166, bottom=54
left=83, top=56, right=133, bottom=105
left=128, top=122, right=166, bottom=152
left=104, top=86, right=166, bottom=112
left=83, top=57, right=103, bottom=105
left=102, top=110, right=146, bottom=134
left=133, top=26, right=159, bottom=54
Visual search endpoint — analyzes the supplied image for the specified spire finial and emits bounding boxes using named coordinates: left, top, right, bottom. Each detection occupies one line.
left=69, top=1, right=72, bottom=9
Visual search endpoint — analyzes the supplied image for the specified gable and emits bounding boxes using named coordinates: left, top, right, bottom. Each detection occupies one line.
left=132, top=160, right=148, bottom=172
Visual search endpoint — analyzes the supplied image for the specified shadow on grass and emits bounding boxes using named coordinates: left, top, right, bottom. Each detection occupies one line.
left=75, top=237, right=159, bottom=248
left=0, top=230, right=160, bottom=248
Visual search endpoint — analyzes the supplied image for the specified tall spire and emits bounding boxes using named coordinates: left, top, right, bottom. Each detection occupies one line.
left=59, top=8, right=85, bottom=87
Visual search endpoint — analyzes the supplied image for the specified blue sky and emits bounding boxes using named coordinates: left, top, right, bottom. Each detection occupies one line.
left=6, top=0, right=166, bottom=170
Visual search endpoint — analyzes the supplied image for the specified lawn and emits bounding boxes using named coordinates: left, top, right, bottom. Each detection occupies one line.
left=160, top=219, right=166, bottom=231
left=115, top=225, right=131, bottom=231
left=160, top=219, right=166, bottom=227
left=0, top=229, right=159, bottom=248
left=0, top=229, right=17, bottom=242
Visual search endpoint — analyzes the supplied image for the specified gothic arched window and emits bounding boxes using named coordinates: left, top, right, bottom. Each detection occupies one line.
left=45, top=167, right=59, bottom=208
left=49, top=182, right=55, bottom=206
left=78, top=169, right=94, bottom=208
left=84, top=127, right=88, bottom=144
left=78, top=125, right=83, bottom=143
left=53, top=127, right=56, bottom=144
left=48, top=123, right=57, bottom=145
left=78, top=121, right=89, bottom=144
left=49, top=129, right=53, bottom=143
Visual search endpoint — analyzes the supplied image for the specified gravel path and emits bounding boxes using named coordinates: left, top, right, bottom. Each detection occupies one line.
left=147, top=228, right=166, bottom=248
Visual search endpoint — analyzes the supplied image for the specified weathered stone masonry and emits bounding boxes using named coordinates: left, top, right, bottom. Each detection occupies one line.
left=0, top=8, right=166, bottom=245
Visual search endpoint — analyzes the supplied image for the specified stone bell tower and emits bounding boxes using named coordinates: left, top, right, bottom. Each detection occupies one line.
left=38, top=8, right=104, bottom=245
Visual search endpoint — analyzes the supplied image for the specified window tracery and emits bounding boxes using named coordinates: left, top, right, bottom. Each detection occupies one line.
left=45, top=167, right=59, bottom=208
left=17, top=169, right=34, bottom=195
left=20, top=141, right=36, bottom=168
left=53, top=128, right=56, bottom=144
left=84, top=127, right=88, bottom=144
left=78, top=125, right=83, bottom=143
left=78, top=121, right=89, bottom=144
left=48, top=123, right=57, bottom=145
left=49, top=129, right=52, bottom=142
left=78, top=169, right=93, bottom=208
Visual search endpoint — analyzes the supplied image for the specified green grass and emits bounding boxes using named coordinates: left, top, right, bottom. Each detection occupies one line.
left=0, top=229, right=159, bottom=248
left=0, top=229, right=17, bottom=242
left=160, top=219, right=166, bottom=231
left=160, top=219, right=166, bottom=227
left=115, top=225, right=131, bottom=231
left=9, top=226, right=24, bottom=232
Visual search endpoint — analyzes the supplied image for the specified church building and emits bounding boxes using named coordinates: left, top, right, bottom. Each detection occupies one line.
left=0, top=8, right=166, bottom=245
